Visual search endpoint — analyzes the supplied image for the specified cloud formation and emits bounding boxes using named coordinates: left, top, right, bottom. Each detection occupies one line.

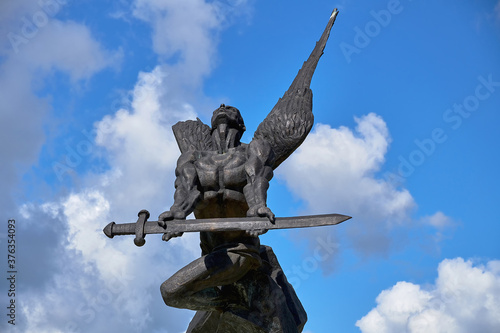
left=356, top=257, right=500, bottom=333
left=18, top=190, right=199, bottom=333
left=279, top=113, right=413, bottom=221
left=278, top=113, right=416, bottom=264
left=132, top=0, right=251, bottom=89
left=2, top=1, right=255, bottom=332
left=13, top=65, right=202, bottom=332
left=93, top=66, right=196, bottom=219
left=0, top=4, right=120, bottom=221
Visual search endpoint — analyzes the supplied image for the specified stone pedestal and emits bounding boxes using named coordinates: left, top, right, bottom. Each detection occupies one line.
left=186, top=246, right=307, bottom=333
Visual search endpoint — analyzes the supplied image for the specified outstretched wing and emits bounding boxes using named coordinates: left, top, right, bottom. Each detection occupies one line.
left=172, top=118, right=213, bottom=153
left=253, top=9, right=339, bottom=169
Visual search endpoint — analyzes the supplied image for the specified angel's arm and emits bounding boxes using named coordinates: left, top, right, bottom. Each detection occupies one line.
left=244, top=139, right=275, bottom=223
left=160, top=118, right=211, bottom=224
left=159, top=151, right=201, bottom=222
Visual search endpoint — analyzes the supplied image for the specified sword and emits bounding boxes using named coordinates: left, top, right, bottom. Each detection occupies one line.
left=103, top=210, right=351, bottom=247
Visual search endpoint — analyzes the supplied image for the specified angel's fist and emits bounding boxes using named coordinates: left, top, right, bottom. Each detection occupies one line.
left=162, top=231, right=184, bottom=242
left=247, top=206, right=275, bottom=223
left=246, top=228, right=268, bottom=237
left=158, top=210, right=186, bottom=227
left=257, top=206, right=275, bottom=223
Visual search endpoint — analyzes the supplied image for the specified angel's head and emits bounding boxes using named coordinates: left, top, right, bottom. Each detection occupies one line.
left=211, top=104, right=246, bottom=134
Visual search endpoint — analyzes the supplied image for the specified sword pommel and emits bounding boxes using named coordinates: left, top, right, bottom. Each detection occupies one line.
left=103, top=222, right=115, bottom=238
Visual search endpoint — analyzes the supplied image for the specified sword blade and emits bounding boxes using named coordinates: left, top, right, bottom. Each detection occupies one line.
left=103, top=214, right=351, bottom=238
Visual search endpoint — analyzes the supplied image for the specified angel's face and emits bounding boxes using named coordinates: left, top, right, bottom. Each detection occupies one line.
left=211, top=105, right=246, bottom=133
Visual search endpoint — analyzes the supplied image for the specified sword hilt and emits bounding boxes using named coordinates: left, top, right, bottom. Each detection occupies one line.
left=102, top=210, right=150, bottom=247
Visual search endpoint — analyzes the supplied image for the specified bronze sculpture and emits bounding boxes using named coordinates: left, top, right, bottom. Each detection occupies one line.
left=104, top=9, right=349, bottom=333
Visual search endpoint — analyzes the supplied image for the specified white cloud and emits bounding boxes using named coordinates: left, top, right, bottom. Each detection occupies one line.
left=356, top=257, right=500, bottom=333
left=12, top=65, right=202, bottom=332
left=132, top=0, right=251, bottom=88
left=0, top=0, right=45, bottom=53
left=421, top=211, right=453, bottom=229
left=93, top=66, right=194, bottom=218
left=416, top=212, right=457, bottom=253
left=279, top=113, right=413, bottom=222
left=6, top=1, right=255, bottom=331
left=18, top=188, right=199, bottom=332
left=0, top=8, right=120, bottom=220
left=278, top=113, right=416, bottom=260
left=15, top=19, right=122, bottom=80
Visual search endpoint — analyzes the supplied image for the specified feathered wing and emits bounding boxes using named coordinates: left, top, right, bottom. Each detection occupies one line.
left=253, top=9, right=339, bottom=169
left=172, top=118, right=213, bottom=153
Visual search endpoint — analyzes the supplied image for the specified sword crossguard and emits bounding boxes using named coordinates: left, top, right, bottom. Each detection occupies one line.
left=134, top=209, right=150, bottom=247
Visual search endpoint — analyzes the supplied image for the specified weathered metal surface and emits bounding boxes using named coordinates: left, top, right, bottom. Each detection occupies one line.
left=103, top=8, right=344, bottom=333
left=103, top=213, right=351, bottom=244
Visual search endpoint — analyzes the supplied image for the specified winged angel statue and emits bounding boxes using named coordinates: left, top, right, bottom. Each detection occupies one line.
left=157, top=9, right=339, bottom=333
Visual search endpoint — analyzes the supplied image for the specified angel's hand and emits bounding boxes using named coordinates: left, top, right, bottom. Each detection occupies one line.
left=158, top=210, right=186, bottom=241
left=246, top=228, right=268, bottom=237
left=162, top=231, right=184, bottom=242
left=158, top=211, right=173, bottom=227
left=158, top=209, right=186, bottom=227
left=257, top=206, right=275, bottom=223
left=247, top=206, right=275, bottom=223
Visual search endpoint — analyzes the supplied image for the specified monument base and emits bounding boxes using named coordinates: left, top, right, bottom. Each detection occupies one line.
left=186, top=246, right=307, bottom=333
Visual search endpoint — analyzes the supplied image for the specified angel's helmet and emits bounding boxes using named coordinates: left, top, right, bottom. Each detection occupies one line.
left=211, top=104, right=246, bottom=134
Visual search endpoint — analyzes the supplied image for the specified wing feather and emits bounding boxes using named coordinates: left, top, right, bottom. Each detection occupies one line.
left=253, top=9, right=339, bottom=169
left=172, top=118, right=213, bottom=153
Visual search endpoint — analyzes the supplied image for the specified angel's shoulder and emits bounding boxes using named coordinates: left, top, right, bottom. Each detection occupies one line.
left=247, top=139, right=274, bottom=161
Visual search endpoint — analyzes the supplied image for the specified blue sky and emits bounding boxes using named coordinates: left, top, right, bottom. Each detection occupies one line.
left=1, top=0, right=500, bottom=332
